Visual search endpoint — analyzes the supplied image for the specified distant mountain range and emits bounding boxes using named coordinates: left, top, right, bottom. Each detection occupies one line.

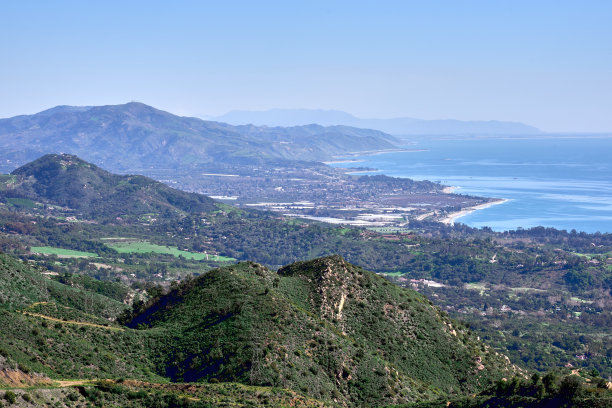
left=211, top=108, right=542, bottom=136
left=0, top=103, right=398, bottom=173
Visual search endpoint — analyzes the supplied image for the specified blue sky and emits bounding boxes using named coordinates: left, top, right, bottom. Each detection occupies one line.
left=1, top=0, right=611, bottom=131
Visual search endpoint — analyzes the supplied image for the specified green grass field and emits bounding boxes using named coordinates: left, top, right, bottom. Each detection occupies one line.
left=30, top=246, right=98, bottom=258
left=106, top=241, right=235, bottom=262
left=6, top=197, right=36, bottom=208
left=381, top=271, right=405, bottom=277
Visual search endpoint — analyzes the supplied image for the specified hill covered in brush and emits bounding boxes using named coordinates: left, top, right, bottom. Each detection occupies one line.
left=2, top=153, right=217, bottom=220
left=123, top=255, right=520, bottom=406
left=0, top=251, right=151, bottom=385
left=0, top=250, right=609, bottom=407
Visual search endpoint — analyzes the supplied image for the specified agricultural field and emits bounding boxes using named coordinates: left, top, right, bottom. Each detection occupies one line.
left=5, top=197, right=36, bottom=208
left=104, top=240, right=235, bottom=262
left=30, top=246, right=98, bottom=258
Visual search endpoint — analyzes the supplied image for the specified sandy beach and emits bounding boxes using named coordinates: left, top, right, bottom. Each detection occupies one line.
left=440, top=198, right=510, bottom=225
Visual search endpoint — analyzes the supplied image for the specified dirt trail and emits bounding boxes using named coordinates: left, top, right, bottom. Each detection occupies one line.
left=1, top=378, right=96, bottom=389
left=21, top=312, right=124, bottom=331
left=55, top=379, right=95, bottom=387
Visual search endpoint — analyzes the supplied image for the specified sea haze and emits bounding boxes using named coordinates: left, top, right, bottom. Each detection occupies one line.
left=330, top=136, right=612, bottom=233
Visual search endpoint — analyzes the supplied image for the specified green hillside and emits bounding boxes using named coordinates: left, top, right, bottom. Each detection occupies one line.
left=0, top=253, right=124, bottom=317
left=0, top=250, right=608, bottom=407
left=4, top=153, right=217, bottom=220
left=124, top=256, right=519, bottom=406
left=0, top=252, right=156, bottom=382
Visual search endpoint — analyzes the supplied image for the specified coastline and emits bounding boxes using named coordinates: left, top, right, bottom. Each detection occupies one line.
left=323, top=159, right=365, bottom=165
left=440, top=199, right=510, bottom=225
left=331, top=148, right=427, bottom=160
left=345, top=169, right=382, bottom=175
left=327, top=152, right=511, bottom=228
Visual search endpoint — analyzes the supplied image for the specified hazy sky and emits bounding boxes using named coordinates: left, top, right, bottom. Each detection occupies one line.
left=1, top=1, right=611, bottom=132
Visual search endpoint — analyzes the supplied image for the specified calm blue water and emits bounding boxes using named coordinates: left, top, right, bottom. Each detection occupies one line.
left=330, top=137, right=612, bottom=233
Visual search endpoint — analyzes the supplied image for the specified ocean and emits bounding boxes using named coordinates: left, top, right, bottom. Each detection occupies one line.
left=329, top=136, right=612, bottom=234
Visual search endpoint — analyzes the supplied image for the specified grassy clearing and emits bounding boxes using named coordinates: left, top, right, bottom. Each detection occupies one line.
left=570, top=296, right=593, bottom=304
left=380, top=271, right=405, bottom=277
left=509, top=287, right=546, bottom=293
left=6, top=197, right=36, bottom=208
left=30, top=246, right=98, bottom=258
left=465, top=282, right=487, bottom=290
left=465, top=282, right=488, bottom=295
left=106, top=240, right=235, bottom=262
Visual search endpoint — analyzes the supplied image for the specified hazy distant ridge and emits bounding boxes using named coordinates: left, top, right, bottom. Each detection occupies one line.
left=212, top=108, right=542, bottom=136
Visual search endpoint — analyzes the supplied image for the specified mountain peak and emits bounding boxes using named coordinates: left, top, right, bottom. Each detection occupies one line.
left=6, top=154, right=217, bottom=219
left=277, top=254, right=349, bottom=279
left=103, top=101, right=163, bottom=113
left=12, top=153, right=92, bottom=173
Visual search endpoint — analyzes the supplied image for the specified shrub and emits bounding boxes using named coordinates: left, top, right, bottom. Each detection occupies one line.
left=3, top=391, right=16, bottom=404
left=127, top=390, right=147, bottom=400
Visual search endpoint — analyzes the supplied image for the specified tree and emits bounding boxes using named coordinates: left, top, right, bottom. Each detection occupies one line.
left=559, top=375, right=582, bottom=401
left=542, top=372, right=557, bottom=394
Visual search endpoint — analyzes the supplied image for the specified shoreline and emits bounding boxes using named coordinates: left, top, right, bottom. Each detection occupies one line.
left=440, top=199, right=510, bottom=225
left=345, top=169, right=382, bottom=175
left=332, top=148, right=427, bottom=159
left=323, top=159, right=365, bottom=165
left=327, top=152, right=510, bottom=228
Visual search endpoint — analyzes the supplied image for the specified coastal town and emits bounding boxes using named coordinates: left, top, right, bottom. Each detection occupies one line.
left=151, top=159, right=500, bottom=229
